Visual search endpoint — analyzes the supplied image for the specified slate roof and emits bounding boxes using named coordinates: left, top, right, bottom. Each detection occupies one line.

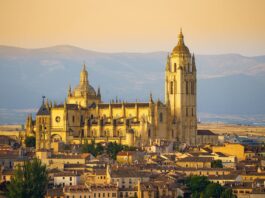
left=36, top=103, right=50, bottom=116
left=197, top=130, right=217, bottom=136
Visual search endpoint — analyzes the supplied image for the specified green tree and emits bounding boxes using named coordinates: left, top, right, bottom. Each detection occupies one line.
left=211, top=160, right=223, bottom=168
left=186, top=176, right=210, bottom=196
left=106, top=142, right=123, bottom=160
left=81, top=140, right=104, bottom=157
left=24, top=136, right=36, bottom=148
left=7, top=158, right=48, bottom=198
left=203, top=183, right=223, bottom=198
left=95, top=143, right=104, bottom=155
left=221, top=188, right=236, bottom=198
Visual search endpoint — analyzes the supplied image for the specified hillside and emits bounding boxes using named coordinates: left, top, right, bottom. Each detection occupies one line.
left=0, top=45, right=265, bottom=124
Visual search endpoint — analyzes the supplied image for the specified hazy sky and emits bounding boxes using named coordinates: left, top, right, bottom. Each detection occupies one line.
left=1, top=0, right=265, bottom=55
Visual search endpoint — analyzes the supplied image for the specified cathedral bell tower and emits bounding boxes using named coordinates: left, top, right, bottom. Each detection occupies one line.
left=165, top=29, right=197, bottom=145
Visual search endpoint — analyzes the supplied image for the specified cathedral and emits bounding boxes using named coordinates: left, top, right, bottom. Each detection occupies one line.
left=25, top=30, right=199, bottom=150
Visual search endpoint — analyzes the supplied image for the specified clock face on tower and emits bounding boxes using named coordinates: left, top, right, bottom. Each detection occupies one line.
left=55, top=116, right=60, bottom=123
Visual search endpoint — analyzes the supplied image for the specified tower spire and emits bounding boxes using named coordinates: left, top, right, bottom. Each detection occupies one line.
left=83, top=62, right=86, bottom=71
left=68, top=85, right=71, bottom=96
left=42, top=96, right=45, bottom=105
left=149, top=92, right=154, bottom=103
left=166, top=53, right=170, bottom=71
left=178, top=28, right=184, bottom=45
left=97, top=87, right=101, bottom=98
left=80, top=63, right=88, bottom=86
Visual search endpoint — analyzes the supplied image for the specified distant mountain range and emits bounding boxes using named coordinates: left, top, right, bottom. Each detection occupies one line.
left=0, top=45, right=265, bottom=124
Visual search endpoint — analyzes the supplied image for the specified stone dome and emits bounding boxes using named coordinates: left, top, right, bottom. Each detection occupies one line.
left=172, top=29, right=190, bottom=55
left=74, top=84, right=96, bottom=96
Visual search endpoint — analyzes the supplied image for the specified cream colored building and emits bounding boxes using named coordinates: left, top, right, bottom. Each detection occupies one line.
left=25, top=30, right=213, bottom=149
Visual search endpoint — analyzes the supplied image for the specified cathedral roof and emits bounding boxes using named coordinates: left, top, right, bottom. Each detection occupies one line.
left=36, top=103, right=50, bottom=116
left=172, top=29, right=190, bottom=55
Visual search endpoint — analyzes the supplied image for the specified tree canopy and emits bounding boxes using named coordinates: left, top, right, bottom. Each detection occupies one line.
left=211, top=160, right=223, bottom=168
left=186, top=176, right=236, bottom=198
left=81, top=140, right=136, bottom=159
left=7, top=158, right=48, bottom=198
left=81, top=139, right=104, bottom=157
left=24, top=136, right=36, bottom=148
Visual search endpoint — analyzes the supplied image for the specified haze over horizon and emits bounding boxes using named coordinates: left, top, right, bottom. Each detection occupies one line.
left=1, top=0, right=265, bottom=56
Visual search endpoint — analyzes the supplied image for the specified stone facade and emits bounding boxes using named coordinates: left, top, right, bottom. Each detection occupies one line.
left=26, top=30, right=202, bottom=149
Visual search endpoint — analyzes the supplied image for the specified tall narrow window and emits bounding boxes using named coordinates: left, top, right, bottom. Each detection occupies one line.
left=186, top=107, right=188, bottom=117
left=186, top=81, right=189, bottom=94
left=170, top=81, right=174, bottom=94
left=148, top=129, right=151, bottom=138
left=191, top=81, right=194, bottom=95
left=159, top=113, right=163, bottom=122
left=72, top=116, right=75, bottom=123
left=174, top=63, right=177, bottom=72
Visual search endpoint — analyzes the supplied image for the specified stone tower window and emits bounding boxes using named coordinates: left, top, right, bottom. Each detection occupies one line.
left=148, top=129, right=151, bottom=138
left=174, top=63, right=177, bottom=72
left=186, top=81, right=189, bottom=94
left=189, top=63, right=192, bottom=72
left=191, top=81, right=194, bottom=95
left=159, top=113, right=163, bottom=122
left=186, top=107, right=188, bottom=117
left=170, top=81, right=174, bottom=94
left=72, top=116, right=75, bottom=123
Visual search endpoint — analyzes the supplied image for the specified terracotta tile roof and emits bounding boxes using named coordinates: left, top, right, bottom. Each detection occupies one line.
left=177, top=157, right=213, bottom=162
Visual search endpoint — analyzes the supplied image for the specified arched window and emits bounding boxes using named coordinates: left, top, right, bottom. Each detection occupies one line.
left=170, top=81, right=174, bottom=94
left=159, top=113, right=163, bottom=122
left=174, top=63, right=177, bottom=72
left=148, top=129, right=151, bottom=138
left=72, top=116, right=75, bottom=123
left=191, top=81, right=194, bottom=95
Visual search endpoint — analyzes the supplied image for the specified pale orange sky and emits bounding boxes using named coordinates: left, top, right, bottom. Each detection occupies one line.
left=0, top=0, right=265, bottom=55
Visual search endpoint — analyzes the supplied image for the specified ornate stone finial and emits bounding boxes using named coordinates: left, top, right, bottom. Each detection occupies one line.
left=97, top=87, right=101, bottom=97
left=64, top=99, right=67, bottom=109
left=166, top=53, right=170, bottom=71
left=192, top=53, right=196, bottom=71
left=83, top=62, right=86, bottom=71
left=45, top=98, right=49, bottom=107
left=42, top=96, right=45, bottom=105
left=149, top=92, right=154, bottom=103
left=68, top=84, right=71, bottom=96
left=178, top=28, right=184, bottom=43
